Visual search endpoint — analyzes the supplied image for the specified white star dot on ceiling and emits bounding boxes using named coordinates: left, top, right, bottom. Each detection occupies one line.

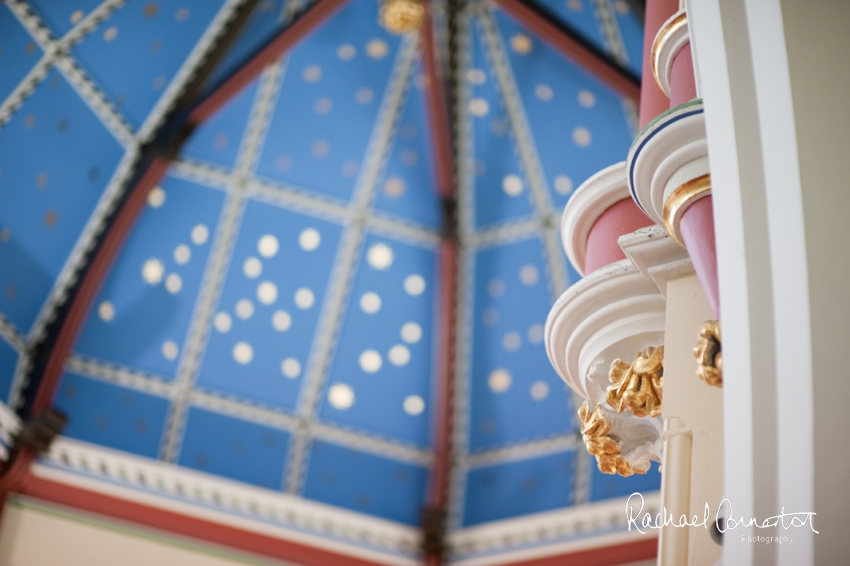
left=487, top=279, right=506, bottom=298
left=367, top=243, right=393, bottom=270
left=530, top=381, right=550, bottom=401
left=502, top=174, right=523, bottom=196
left=314, top=97, right=333, bottom=115
left=535, top=84, right=553, bottom=101
left=403, top=395, right=425, bottom=416
left=104, top=26, right=118, bottom=42
left=243, top=257, right=262, bottom=279
left=466, top=68, right=486, bottom=85
left=235, top=298, right=254, bottom=319
left=272, top=310, right=292, bottom=331
left=162, top=340, right=179, bottom=361
left=388, top=344, right=410, bottom=366
left=554, top=175, right=573, bottom=195
left=503, top=331, right=521, bottom=352
left=233, top=342, right=253, bottom=364
left=257, top=281, right=278, bottom=305
left=337, top=43, right=356, bottom=60
left=384, top=176, right=405, bottom=197
left=468, top=98, right=489, bottom=117
left=303, top=65, right=322, bottom=83
left=489, top=369, right=512, bottom=393
left=360, top=292, right=382, bottom=314
left=294, top=287, right=315, bottom=309
left=404, top=274, right=426, bottom=296
left=366, top=39, right=388, bottom=59
left=165, top=273, right=182, bottom=294
left=527, top=324, right=544, bottom=344
left=299, top=228, right=321, bottom=251
left=174, top=244, right=191, bottom=265
left=98, top=301, right=114, bottom=322
left=578, top=90, right=596, bottom=108
left=312, top=140, right=330, bottom=158
left=147, top=187, right=165, bottom=208
left=191, top=224, right=209, bottom=245
left=257, top=234, right=279, bottom=258
left=401, top=322, right=422, bottom=344
left=328, top=383, right=355, bottom=410
left=281, top=357, right=301, bottom=379
left=573, top=126, right=592, bottom=147
left=355, top=88, right=374, bottom=104
left=142, top=258, right=165, bottom=285
left=341, top=160, right=359, bottom=178
left=214, top=312, right=232, bottom=333
left=519, top=264, right=539, bottom=285
left=359, top=350, right=382, bottom=373
left=482, top=308, right=499, bottom=326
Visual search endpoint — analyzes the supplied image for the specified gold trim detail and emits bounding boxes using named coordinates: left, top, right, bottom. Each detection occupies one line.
left=606, top=346, right=664, bottom=418
left=662, top=174, right=711, bottom=247
left=694, top=319, right=723, bottom=387
left=379, top=0, right=425, bottom=34
left=579, top=401, right=647, bottom=477
left=651, top=11, right=688, bottom=94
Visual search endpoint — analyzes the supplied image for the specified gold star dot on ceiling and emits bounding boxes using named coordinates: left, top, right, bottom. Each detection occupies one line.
left=511, top=34, right=533, bottom=55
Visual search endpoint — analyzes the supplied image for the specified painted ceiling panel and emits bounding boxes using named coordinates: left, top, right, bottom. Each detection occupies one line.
left=468, top=22, right=534, bottom=229
left=468, top=238, right=574, bottom=452
left=463, top=449, right=577, bottom=526
left=535, top=0, right=607, bottom=52
left=371, top=65, right=442, bottom=229
left=589, top=460, right=661, bottom=503
left=0, top=339, right=18, bottom=404
left=178, top=407, right=291, bottom=491
left=55, top=371, right=171, bottom=459
left=0, top=5, right=43, bottom=104
left=0, top=67, right=124, bottom=334
left=255, top=0, right=402, bottom=201
left=196, top=199, right=343, bottom=411
left=27, top=0, right=104, bottom=36
left=303, top=439, right=429, bottom=525
left=71, top=0, right=228, bottom=128
left=494, top=9, right=634, bottom=212
left=180, top=77, right=260, bottom=170
left=203, top=0, right=289, bottom=92
left=319, top=233, right=436, bottom=447
left=74, top=174, right=225, bottom=378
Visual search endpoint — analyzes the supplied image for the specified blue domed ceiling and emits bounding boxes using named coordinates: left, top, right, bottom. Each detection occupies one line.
left=0, top=0, right=658, bottom=563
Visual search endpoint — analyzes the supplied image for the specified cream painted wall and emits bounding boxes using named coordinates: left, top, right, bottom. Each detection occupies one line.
left=659, top=274, right=723, bottom=566
left=0, top=498, right=294, bottom=566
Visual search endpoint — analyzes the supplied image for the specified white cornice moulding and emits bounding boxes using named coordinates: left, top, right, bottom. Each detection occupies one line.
left=561, top=161, right=632, bottom=276
left=618, top=225, right=694, bottom=297
left=34, top=438, right=422, bottom=566
left=627, top=101, right=708, bottom=226
left=545, top=260, right=666, bottom=403
left=447, top=491, right=661, bottom=565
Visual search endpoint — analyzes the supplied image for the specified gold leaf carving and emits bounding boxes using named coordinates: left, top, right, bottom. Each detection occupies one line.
left=606, top=346, right=664, bottom=418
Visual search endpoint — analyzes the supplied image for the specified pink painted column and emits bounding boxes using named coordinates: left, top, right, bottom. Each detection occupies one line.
left=668, top=42, right=697, bottom=108
left=679, top=196, right=720, bottom=319
left=585, top=198, right=654, bottom=274
left=639, top=0, right=680, bottom=129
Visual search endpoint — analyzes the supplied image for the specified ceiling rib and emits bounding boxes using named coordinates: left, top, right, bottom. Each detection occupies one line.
left=420, top=1, right=461, bottom=563
left=490, top=0, right=641, bottom=103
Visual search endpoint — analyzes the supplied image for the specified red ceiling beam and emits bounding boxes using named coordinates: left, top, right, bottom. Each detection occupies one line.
left=499, top=537, right=657, bottom=566
left=18, top=474, right=392, bottom=566
left=490, top=0, right=641, bottom=103
left=421, top=5, right=459, bottom=566
left=188, top=0, right=350, bottom=125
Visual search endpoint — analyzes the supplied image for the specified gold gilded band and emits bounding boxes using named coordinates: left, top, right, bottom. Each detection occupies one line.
left=663, top=174, right=711, bottom=247
left=651, top=11, right=688, bottom=95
